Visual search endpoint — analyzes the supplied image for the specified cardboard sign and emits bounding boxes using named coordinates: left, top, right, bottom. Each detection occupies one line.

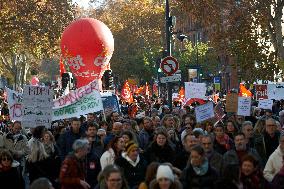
left=102, top=94, right=120, bottom=116
left=267, top=83, right=284, bottom=100
left=195, top=102, right=215, bottom=123
left=22, top=86, right=53, bottom=128
left=258, top=99, right=273, bottom=110
left=185, top=82, right=206, bottom=99
left=6, top=87, right=23, bottom=121
left=226, top=93, right=238, bottom=113
left=237, top=97, right=251, bottom=116
left=53, top=89, right=103, bottom=121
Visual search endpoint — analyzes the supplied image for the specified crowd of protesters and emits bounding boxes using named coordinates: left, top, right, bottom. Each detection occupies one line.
left=0, top=88, right=284, bottom=189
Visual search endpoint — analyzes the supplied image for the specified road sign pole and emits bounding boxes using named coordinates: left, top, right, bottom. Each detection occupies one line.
left=165, top=0, right=172, bottom=110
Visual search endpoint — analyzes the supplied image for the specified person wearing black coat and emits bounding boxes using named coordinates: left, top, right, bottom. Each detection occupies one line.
left=180, top=145, right=218, bottom=189
left=143, top=129, right=175, bottom=164
left=0, top=150, right=25, bottom=189
left=115, top=141, right=147, bottom=189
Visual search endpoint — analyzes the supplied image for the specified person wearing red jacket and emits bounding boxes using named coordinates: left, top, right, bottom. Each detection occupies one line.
left=60, top=139, right=90, bottom=189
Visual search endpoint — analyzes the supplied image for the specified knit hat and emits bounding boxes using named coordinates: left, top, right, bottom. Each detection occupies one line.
left=125, top=141, right=138, bottom=154
left=156, top=165, right=174, bottom=182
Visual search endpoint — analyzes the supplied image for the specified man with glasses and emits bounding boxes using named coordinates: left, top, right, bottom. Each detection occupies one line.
left=241, top=121, right=255, bottom=148
left=255, top=118, right=281, bottom=164
left=263, top=134, right=284, bottom=182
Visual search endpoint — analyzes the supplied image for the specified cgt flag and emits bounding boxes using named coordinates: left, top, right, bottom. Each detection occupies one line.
left=121, top=81, right=133, bottom=103
left=239, top=84, right=252, bottom=97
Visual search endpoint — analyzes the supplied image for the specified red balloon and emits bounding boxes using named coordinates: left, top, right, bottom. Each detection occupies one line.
left=61, top=18, right=114, bottom=88
left=31, top=76, right=39, bottom=86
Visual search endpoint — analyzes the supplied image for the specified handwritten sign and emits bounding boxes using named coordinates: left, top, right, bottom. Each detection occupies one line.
left=195, top=102, right=215, bottom=123
left=267, top=83, right=284, bottom=100
left=22, top=86, right=53, bottom=128
left=52, top=89, right=103, bottom=121
left=185, top=82, right=206, bottom=99
left=237, top=97, right=251, bottom=116
left=53, top=80, right=99, bottom=108
left=6, top=87, right=22, bottom=121
left=226, top=93, right=238, bottom=113
left=258, top=99, right=273, bottom=110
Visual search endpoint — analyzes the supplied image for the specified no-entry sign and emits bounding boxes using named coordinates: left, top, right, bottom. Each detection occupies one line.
left=160, top=56, right=179, bottom=76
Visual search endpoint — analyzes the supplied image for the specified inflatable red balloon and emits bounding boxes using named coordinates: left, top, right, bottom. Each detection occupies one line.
left=31, top=76, right=39, bottom=86
left=61, top=18, right=114, bottom=88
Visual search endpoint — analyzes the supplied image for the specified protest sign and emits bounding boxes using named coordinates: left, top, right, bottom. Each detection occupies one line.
left=267, top=83, right=284, bottom=100
left=6, top=87, right=22, bottom=121
left=185, top=82, right=206, bottom=99
left=237, top=97, right=251, bottom=116
left=258, top=99, right=273, bottom=110
left=53, top=89, right=103, bottom=121
left=195, top=102, right=215, bottom=123
left=226, top=93, right=238, bottom=113
left=255, top=84, right=268, bottom=100
left=22, top=86, right=53, bottom=128
left=102, top=94, right=120, bottom=116
left=53, top=80, right=99, bottom=108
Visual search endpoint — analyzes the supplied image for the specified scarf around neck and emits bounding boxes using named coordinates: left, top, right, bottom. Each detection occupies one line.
left=192, top=159, right=209, bottom=176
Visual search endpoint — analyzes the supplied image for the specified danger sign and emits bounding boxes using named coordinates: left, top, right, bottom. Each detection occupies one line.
left=160, top=56, right=179, bottom=76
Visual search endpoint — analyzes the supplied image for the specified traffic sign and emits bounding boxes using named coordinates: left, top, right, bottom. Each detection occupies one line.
left=160, top=74, right=181, bottom=83
left=160, top=56, right=179, bottom=76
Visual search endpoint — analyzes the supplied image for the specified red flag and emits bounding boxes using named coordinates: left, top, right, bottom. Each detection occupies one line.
left=239, top=84, right=252, bottom=97
left=136, top=86, right=144, bottom=94
left=121, top=81, right=133, bottom=103
left=59, top=56, right=66, bottom=76
left=178, top=87, right=185, bottom=101
left=153, top=83, right=158, bottom=96
left=145, top=82, right=150, bottom=96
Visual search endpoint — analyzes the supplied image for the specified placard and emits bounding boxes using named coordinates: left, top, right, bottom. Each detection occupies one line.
left=6, top=87, right=23, bottom=121
left=267, top=83, right=284, bottom=100
left=237, top=97, right=251, bottom=116
left=22, top=86, right=53, bottom=128
left=185, top=82, right=206, bottom=99
left=53, top=89, right=103, bottom=121
left=195, top=102, right=215, bottom=123
left=255, top=84, right=268, bottom=100
left=226, top=93, right=238, bottom=112
left=258, top=99, right=273, bottom=110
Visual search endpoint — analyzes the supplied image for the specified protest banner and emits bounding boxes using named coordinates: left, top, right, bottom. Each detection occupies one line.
left=22, top=86, right=53, bottom=128
left=267, top=83, right=284, bottom=100
left=6, top=87, right=22, bottom=121
left=52, top=89, right=103, bottom=121
left=226, top=93, right=238, bottom=113
left=255, top=84, right=268, bottom=100
left=195, top=102, right=215, bottom=123
left=185, top=82, right=206, bottom=99
left=237, top=97, right=251, bottom=116
left=53, top=80, right=99, bottom=108
left=258, top=99, right=273, bottom=110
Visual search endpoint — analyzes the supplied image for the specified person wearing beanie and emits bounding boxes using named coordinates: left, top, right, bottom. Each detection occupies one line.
left=115, top=141, right=147, bottom=189
left=149, top=164, right=182, bottom=189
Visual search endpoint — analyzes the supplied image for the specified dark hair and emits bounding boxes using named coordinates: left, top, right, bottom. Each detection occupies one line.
left=33, top=126, right=46, bottom=139
left=190, top=144, right=205, bottom=156
left=234, top=132, right=245, bottom=139
left=0, top=150, right=13, bottom=162
left=13, top=121, right=21, bottom=127
left=71, top=117, right=80, bottom=123
left=145, top=162, right=160, bottom=185
left=155, top=127, right=168, bottom=138
left=121, top=130, right=137, bottom=142
left=86, top=122, right=99, bottom=130
left=241, top=154, right=258, bottom=167
left=108, top=136, right=123, bottom=158
left=222, top=163, right=240, bottom=182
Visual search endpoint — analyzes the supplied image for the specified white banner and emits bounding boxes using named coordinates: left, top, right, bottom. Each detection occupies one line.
left=258, top=99, right=273, bottom=110
left=52, top=90, right=103, bottom=121
left=237, top=97, right=251, bottom=116
left=195, top=102, right=215, bottom=123
left=6, top=87, right=23, bottom=121
left=22, top=86, right=53, bottom=128
left=185, top=82, right=206, bottom=99
left=53, top=80, right=99, bottom=109
left=267, top=83, right=284, bottom=100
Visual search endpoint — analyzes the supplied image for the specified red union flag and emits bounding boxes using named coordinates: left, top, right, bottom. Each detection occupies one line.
left=121, top=81, right=133, bottom=103
left=255, top=84, right=268, bottom=100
